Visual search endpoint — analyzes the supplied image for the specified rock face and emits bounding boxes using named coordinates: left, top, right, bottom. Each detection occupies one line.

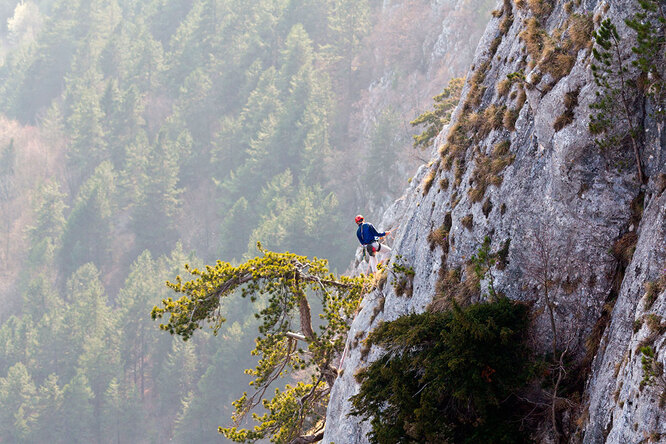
left=583, top=182, right=666, bottom=443
left=323, top=0, right=666, bottom=442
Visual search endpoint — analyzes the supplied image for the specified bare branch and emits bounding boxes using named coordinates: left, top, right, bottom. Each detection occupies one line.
left=288, top=431, right=325, bottom=444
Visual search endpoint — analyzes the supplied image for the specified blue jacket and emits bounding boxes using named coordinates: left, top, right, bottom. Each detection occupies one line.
left=356, top=223, right=385, bottom=245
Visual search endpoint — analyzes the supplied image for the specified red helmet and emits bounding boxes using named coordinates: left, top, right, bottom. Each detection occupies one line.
left=355, top=215, right=364, bottom=224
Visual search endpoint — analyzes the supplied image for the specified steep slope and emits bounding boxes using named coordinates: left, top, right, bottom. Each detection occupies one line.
left=324, top=0, right=665, bottom=442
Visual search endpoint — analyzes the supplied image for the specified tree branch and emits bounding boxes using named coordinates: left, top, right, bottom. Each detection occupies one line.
left=288, top=431, right=325, bottom=444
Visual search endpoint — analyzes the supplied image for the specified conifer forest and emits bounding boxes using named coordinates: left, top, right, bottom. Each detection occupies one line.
left=0, top=0, right=492, bottom=442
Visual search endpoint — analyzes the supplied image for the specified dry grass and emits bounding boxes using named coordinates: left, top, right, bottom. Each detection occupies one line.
left=451, top=191, right=460, bottom=209
left=464, top=84, right=486, bottom=112
left=562, top=275, right=582, bottom=294
left=443, top=153, right=455, bottom=171
left=453, top=158, right=465, bottom=187
left=369, top=295, right=385, bottom=324
left=468, top=140, right=514, bottom=202
left=644, top=273, right=665, bottom=309
left=564, top=88, right=579, bottom=109
left=468, top=177, right=487, bottom=203
left=491, top=156, right=513, bottom=172
left=463, top=61, right=490, bottom=112
left=422, top=167, right=436, bottom=195
left=500, top=11, right=514, bottom=35
left=514, top=0, right=526, bottom=8
left=497, top=78, right=512, bottom=97
left=478, top=105, right=506, bottom=138
left=439, top=177, right=449, bottom=191
left=645, top=314, right=665, bottom=334
left=568, top=13, right=594, bottom=51
left=440, top=123, right=468, bottom=166
left=492, top=8, right=504, bottom=17
left=465, top=111, right=483, bottom=131
left=552, top=27, right=564, bottom=41
left=371, top=270, right=388, bottom=293
left=563, top=1, right=573, bottom=13
left=527, top=71, right=542, bottom=89
left=431, top=268, right=461, bottom=311
left=492, top=139, right=511, bottom=157
left=520, top=18, right=545, bottom=61
left=463, top=262, right=481, bottom=296
left=541, top=50, right=575, bottom=82
left=519, top=15, right=579, bottom=86
left=427, top=224, right=450, bottom=251
left=469, top=155, right=493, bottom=203
left=612, top=232, right=638, bottom=267
left=489, top=174, right=504, bottom=187
left=489, top=36, right=503, bottom=56
left=503, top=108, right=520, bottom=131
left=553, top=89, right=580, bottom=131
left=516, top=87, right=527, bottom=110
left=482, top=198, right=493, bottom=217
left=498, top=0, right=514, bottom=35
left=430, top=263, right=481, bottom=311
left=527, top=0, right=553, bottom=17
left=472, top=60, right=490, bottom=85
left=393, top=275, right=414, bottom=298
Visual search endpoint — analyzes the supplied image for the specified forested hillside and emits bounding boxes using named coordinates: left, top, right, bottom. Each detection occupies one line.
left=0, top=0, right=491, bottom=442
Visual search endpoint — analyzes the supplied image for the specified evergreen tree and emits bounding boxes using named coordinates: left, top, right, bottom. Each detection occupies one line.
left=58, top=371, right=95, bottom=444
left=31, top=374, right=65, bottom=443
left=77, top=334, right=121, bottom=442
left=0, top=315, right=37, bottom=377
left=87, top=0, right=122, bottom=55
left=9, top=0, right=82, bottom=122
left=152, top=248, right=371, bottom=442
left=117, top=250, right=170, bottom=400
left=0, top=139, right=18, bottom=266
left=166, top=0, right=210, bottom=88
left=59, top=162, right=116, bottom=280
left=0, top=139, right=16, bottom=201
left=127, top=132, right=185, bottom=255
left=58, top=264, right=112, bottom=382
left=21, top=181, right=67, bottom=319
left=156, top=337, right=198, bottom=433
left=64, top=67, right=107, bottom=180
left=172, top=320, right=254, bottom=443
left=21, top=274, right=61, bottom=322
left=145, top=0, right=194, bottom=46
left=326, top=0, right=370, bottom=99
left=249, top=181, right=345, bottom=268
left=101, top=80, right=146, bottom=169
left=101, top=378, right=145, bottom=444
left=31, top=309, right=69, bottom=383
left=0, top=363, right=38, bottom=442
left=211, top=66, right=282, bottom=181
left=27, top=181, right=67, bottom=248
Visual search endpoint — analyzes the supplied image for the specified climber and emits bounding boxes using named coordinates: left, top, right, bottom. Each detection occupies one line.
left=355, top=215, right=392, bottom=273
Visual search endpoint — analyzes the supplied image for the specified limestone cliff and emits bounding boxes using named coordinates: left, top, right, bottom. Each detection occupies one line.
left=324, top=0, right=666, bottom=442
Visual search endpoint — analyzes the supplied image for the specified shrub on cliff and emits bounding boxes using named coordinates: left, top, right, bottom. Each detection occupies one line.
left=350, top=297, right=535, bottom=443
